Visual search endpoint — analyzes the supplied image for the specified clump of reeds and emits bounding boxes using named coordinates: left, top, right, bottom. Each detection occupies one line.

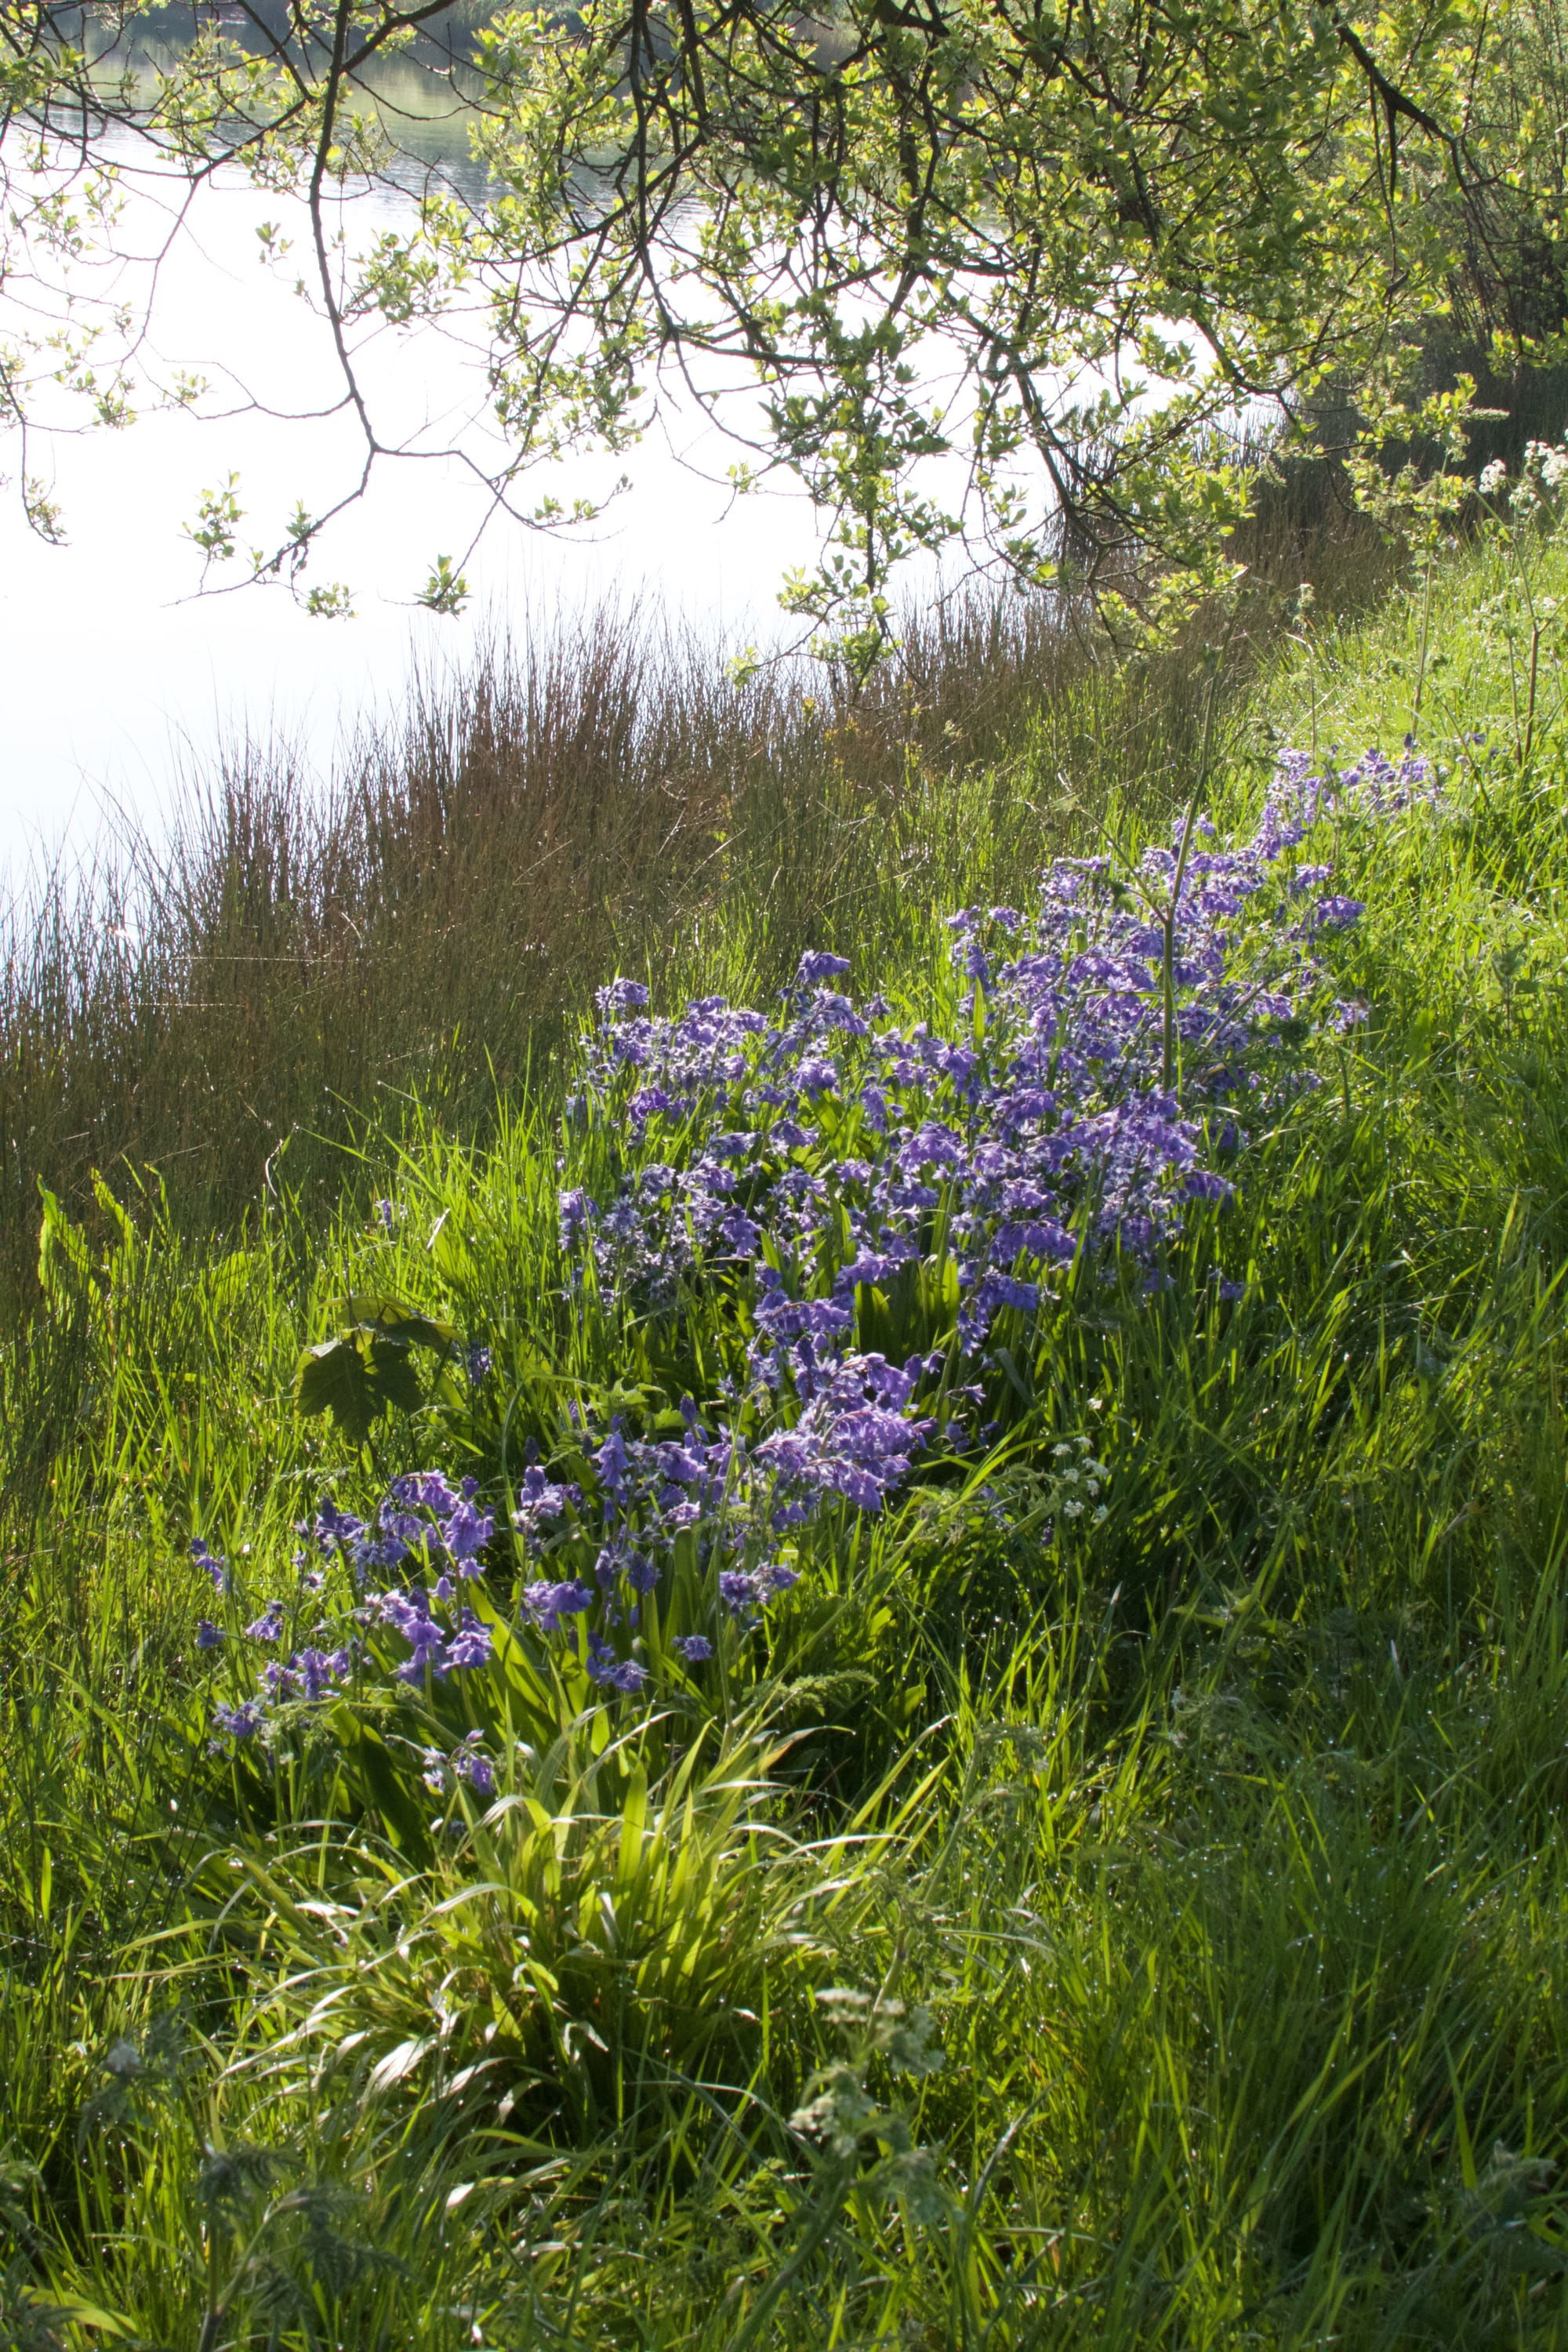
left=0, top=495, right=1384, bottom=1316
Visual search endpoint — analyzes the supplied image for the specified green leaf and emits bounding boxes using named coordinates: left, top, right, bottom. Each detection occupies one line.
left=44, top=2297, right=135, bottom=2338
left=295, top=1334, right=429, bottom=1439
left=37, top=1185, right=92, bottom=1304
left=295, top=1336, right=378, bottom=1443
left=335, top=1714, right=432, bottom=1853
left=343, top=1293, right=459, bottom=1349
left=368, top=1338, right=426, bottom=1418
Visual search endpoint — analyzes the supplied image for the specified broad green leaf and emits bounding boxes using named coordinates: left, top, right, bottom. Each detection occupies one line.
left=295, top=1334, right=428, bottom=1438
left=295, top=1335, right=378, bottom=1443
left=343, top=1292, right=459, bottom=1349
left=367, top=1338, right=426, bottom=1419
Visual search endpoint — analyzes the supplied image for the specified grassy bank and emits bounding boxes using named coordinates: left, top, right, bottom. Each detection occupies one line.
left=6, top=492, right=1568, bottom=2348
left=0, top=485, right=1385, bottom=1321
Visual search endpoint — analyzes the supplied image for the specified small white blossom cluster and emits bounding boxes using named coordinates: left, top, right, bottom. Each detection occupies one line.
left=1479, top=436, right=1568, bottom=506
left=1527, top=440, right=1568, bottom=489
left=1051, top=1433, right=1110, bottom=1526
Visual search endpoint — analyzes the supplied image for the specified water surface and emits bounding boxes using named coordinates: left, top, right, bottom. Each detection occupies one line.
left=0, top=84, right=843, bottom=874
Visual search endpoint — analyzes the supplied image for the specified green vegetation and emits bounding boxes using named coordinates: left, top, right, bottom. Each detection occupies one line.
left=0, top=489, right=1382, bottom=1319
left=11, top=0, right=1565, bottom=652
left=9, top=498, right=1568, bottom=2350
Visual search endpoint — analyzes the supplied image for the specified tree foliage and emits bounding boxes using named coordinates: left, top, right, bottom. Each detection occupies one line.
left=1, top=0, right=1561, bottom=656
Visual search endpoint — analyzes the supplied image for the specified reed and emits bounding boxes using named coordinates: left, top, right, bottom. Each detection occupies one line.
left=0, top=490, right=1395, bottom=1321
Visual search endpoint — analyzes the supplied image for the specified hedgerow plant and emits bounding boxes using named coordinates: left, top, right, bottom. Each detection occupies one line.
left=191, top=742, right=1439, bottom=1817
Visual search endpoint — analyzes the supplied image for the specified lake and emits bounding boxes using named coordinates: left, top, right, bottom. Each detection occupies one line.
left=0, top=64, right=869, bottom=876
left=0, top=38, right=1179, bottom=882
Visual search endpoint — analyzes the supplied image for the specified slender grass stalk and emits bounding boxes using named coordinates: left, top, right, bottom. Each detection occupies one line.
left=1410, top=517, right=1439, bottom=735
left=1162, top=641, right=1227, bottom=1095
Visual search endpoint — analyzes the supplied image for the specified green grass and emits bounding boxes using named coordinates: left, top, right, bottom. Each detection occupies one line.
left=0, top=481, right=1381, bottom=1323
left=7, top=514, right=1568, bottom=2347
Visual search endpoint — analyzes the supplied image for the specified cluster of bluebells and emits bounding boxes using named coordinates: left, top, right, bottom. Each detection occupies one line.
left=203, top=1473, right=499, bottom=1749
left=202, top=750, right=1437, bottom=1733
left=421, top=1729, right=497, bottom=1799
left=201, top=1364, right=964, bottom=1734
left=500, top=746, right=1428, bottom=1683
left=568, top=749, right=1432, bottom=1348
left=501, top=1347, right=942, bottom=1690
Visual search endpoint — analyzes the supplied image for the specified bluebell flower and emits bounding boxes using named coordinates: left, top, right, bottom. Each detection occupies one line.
left=586, top=1637, right=650, bottom=1694
left=454, top=1730, right=496, bottom=1794
left=1311, top=895, right=1365, bottom=933
left=558, top=1188, right=595, bottom=1250
left=625, top=1551, right=659, bottom=1595
left=195, top=1619, right=223, bottom=1650
left=514, top=1465, right=575, bottom=1535
left=190, top=1537, right=228, bottom=1594
left=391, top=1472, right=459, bottom=1514
left=521, top=1578, right=594, bottom=1632
left=377, top=1592, right=448, bottom=1679
left=597, top=976, right=650, bottom=1024
left=310, top=1499, right=365, bottom=1558
left=792, top=949, right=851, bottom=989
left=594, top=1421, right=631, bottom=1501
left=441, top=1497, right=494, bottom=1568
left=263, top=1646, right=346, bottom=1701
left=446, top=1610, right=494, bottom=1669
left=212, top=1700, right=264, bottom=1744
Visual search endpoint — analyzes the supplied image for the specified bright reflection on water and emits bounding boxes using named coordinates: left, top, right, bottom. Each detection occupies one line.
left=1, top=43, right=1210, bottom=881
left=0, top=78, right=858, bottom=874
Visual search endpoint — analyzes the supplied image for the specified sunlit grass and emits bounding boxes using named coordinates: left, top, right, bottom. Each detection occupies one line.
left=5, top=519, right=1568, bottom=2346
